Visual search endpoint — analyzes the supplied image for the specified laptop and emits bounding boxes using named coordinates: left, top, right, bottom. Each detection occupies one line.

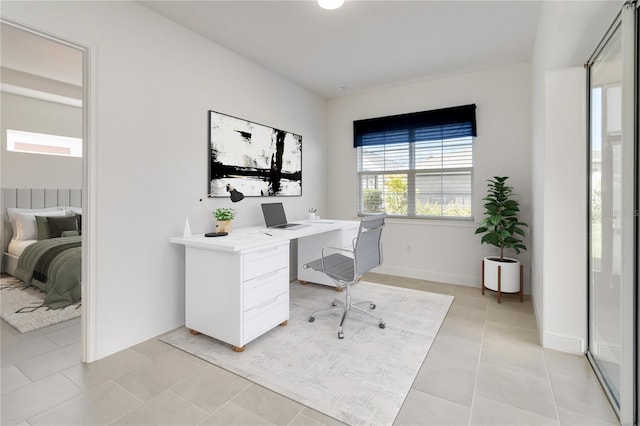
left=261, top=202, right=307, bottom=230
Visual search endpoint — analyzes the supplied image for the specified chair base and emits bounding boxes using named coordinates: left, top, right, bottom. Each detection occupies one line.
left=308, top=286, right=385, bottom=339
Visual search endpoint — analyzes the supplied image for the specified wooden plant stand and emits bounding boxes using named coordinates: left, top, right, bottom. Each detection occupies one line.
left=481, top=259, right=524, bottom=303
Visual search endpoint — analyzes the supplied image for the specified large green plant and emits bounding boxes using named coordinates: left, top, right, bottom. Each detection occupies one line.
left=474, top=176, right=527, bottom=261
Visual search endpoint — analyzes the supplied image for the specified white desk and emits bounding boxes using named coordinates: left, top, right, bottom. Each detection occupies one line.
left=170, top=220, right=359, bottom=351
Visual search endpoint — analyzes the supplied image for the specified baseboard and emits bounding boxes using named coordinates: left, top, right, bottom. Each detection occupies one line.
left=543, top=331, right=585, bottom=354
left=375, top=265, right=480, bottom=288
left=531, top=293, right=544, bottom=347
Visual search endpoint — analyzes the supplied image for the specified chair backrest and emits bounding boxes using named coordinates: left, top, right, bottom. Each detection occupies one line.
left=353, top=213, right=386, bottom=277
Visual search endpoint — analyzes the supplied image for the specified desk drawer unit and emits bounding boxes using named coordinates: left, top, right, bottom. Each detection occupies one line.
left=184, top=241, right=289, bottom=351
left=242, top=244, right=289, bottom=345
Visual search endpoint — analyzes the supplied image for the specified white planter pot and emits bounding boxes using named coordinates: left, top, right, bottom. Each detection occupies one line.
left=483, top=256, right=521, bottom=293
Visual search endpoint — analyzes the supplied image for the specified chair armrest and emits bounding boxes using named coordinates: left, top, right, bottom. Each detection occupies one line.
left=320, top=246, right=355, bottom=274
left=321, top=246, right=353, bottom=257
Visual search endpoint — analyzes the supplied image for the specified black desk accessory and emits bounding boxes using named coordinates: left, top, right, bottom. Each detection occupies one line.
left=205, top=232, right=228, bottom=237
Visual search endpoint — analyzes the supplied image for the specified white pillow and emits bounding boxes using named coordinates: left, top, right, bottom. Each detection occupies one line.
left=7, top=207, right=64, bottom=236
left=12, top=210, right=69, bottom=241
left=64, top=206, right=82, bottom=214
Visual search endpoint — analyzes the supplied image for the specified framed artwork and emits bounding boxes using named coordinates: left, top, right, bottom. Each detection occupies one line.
left=208, top=110, right=302, bottom=197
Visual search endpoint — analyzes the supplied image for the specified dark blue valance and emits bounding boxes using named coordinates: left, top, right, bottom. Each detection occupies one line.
left=353, top=104, right=477, bottom=147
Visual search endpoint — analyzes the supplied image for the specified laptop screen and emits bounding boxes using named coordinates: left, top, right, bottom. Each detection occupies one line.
left=261, top=202, right=288, bottom=228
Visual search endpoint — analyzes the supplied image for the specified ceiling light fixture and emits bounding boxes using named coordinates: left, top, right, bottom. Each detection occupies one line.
left=318, top=0, right=344, bottom=10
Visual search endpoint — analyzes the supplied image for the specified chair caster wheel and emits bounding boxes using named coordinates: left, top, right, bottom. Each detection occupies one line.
left=379, top=322, right=386, bottom=329
left=308, top=316, right=315, bottom=323
left=338, top=331, right=344, bottom=339
left=370, top=303, right=376, bottom=309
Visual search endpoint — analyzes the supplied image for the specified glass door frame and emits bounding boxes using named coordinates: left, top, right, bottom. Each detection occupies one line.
left=586, top=2, right=637, bottom=425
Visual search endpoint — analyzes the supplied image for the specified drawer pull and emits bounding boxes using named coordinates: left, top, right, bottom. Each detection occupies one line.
left=255, top=297, right=278, bottom=310
left=255, top=270, right=279, bottom=280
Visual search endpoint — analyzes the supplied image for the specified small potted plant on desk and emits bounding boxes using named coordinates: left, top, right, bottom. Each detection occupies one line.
left=474, top=176, right=528, bottom=303
left=214, top=207, right=235, bottom=234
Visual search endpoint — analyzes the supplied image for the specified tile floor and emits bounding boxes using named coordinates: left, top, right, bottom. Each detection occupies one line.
left=1, top=274, right=619, bottom=425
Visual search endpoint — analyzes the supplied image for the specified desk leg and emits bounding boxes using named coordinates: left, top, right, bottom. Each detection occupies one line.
left=279, top=320, right=288, bottom=326
left=189, top=329, right=201, bottom=335
left=232, top=345, right=245, bottom=352
left=299, top=280, right=309, bottom=285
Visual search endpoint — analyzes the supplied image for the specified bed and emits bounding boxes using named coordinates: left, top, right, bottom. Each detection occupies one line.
left=2, top=188, right=83, bottom=309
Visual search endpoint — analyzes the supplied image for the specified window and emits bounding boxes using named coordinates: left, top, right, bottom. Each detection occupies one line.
left=7, top=129, right=82, bottom=158
left=355, top=104, right=476, bottom=219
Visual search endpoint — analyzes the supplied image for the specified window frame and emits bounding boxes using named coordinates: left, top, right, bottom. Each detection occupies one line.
left=6, top=129, right=83, bottom=158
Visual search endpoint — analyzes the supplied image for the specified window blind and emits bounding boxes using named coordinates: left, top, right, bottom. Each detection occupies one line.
left=353, top=104, right=477, bottom=147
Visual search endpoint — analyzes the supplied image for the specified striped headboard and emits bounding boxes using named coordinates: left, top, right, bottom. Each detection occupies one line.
left=1, top=188, right=82, bottom=270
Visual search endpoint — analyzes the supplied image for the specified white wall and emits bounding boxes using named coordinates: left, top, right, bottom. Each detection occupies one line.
left=2, top=1, right=328, bottom=361
left=0, top=92, right=82, bottom=188
left=543, top=67, right=587, bottom=352
left=327, top=63, right=532, bottom=289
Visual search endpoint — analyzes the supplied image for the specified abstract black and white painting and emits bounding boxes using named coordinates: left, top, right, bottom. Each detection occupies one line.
left=208, top=111, right=302, bottom=197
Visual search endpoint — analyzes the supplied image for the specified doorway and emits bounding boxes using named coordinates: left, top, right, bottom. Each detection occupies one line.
left=0, top=19, right=91, bottom=361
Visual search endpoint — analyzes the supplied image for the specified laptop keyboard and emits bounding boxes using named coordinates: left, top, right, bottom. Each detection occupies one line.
left=272, top=223, right=300, bottom=229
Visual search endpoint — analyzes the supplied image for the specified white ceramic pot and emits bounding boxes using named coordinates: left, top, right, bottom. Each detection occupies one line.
left=483, top=256, right=521, bottom=293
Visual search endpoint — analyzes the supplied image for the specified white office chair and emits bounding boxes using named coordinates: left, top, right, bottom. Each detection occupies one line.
left=303, top=213, right=386, bottom=339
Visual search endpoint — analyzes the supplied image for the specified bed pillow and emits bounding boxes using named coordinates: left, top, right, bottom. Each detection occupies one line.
left=47, top=215, right=79, bottom=238
left=60, top=230, right=80, bottom=237
left=12, top=210, right=68, bottom=241
left=35, top=215, right=52, bottom=240
left=7, top=207, right=64, bottom=237
left=35, top=214, right=78, bottom=240
left=64, top=206, right=82, bottom=215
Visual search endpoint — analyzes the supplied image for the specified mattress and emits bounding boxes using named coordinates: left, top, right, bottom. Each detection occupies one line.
left=4, top=240, right=36, bottom=276
left=3, top=252, right=19, bottom=276
left=7, top=239, right=37, bottom=257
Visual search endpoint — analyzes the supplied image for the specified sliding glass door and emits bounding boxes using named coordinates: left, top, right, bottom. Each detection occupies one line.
left=587, top=3, right=637, bottom=424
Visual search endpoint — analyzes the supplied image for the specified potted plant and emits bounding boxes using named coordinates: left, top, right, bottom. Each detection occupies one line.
left=474, top=176, right=527, bottom=301
left=214, top=207, right=235, bottom=233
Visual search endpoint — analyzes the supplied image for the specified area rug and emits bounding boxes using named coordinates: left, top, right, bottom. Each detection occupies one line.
left=162, top=281, right=453, bottom=426
left=0, top=275, right=81, bottom=333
